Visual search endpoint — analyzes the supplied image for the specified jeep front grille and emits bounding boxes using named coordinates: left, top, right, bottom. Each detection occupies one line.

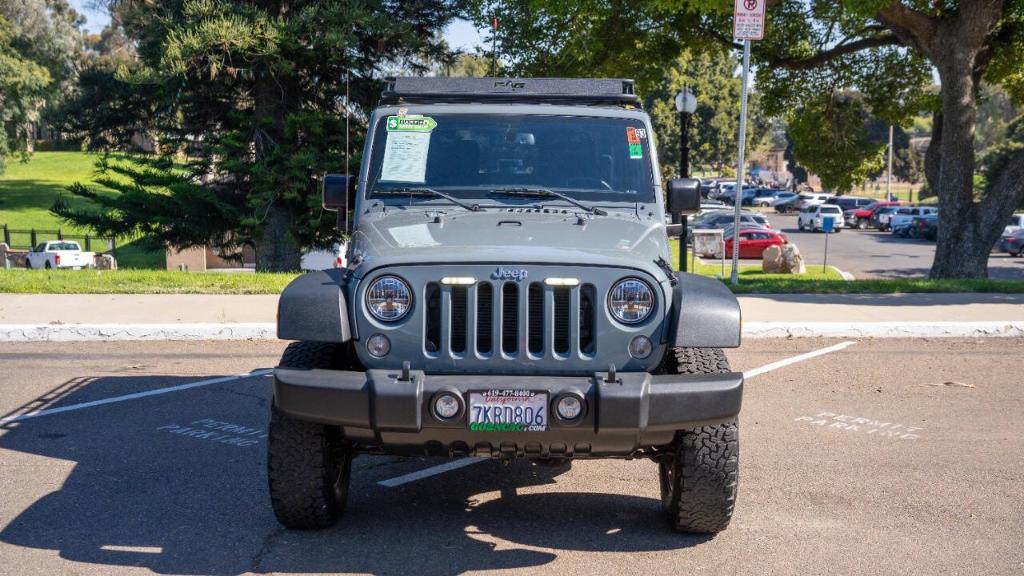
left=424, top=280, right=596, bottom=360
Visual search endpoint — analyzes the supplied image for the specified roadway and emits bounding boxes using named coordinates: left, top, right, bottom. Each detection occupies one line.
left=2, top=339, right=1022, bottom=575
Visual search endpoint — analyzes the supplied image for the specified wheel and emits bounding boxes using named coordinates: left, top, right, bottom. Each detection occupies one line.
left=658, top=348, right=739, bottom=534
left=857, top=218, right=868, bottom=229
left=267, top=341, right=352, bottom=530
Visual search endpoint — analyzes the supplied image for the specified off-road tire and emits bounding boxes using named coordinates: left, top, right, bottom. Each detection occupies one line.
left=658, top=347, right=739, bottom=534
left=267, top=341, right=352, bottom=530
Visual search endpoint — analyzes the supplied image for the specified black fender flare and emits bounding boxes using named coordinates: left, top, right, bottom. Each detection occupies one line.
left=669, top=272, right=741, bottom=348
left=277, top=269, right=351, bottom=342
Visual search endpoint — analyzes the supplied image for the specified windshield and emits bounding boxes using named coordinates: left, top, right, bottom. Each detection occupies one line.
left=365, top=113, right=655, bottom=205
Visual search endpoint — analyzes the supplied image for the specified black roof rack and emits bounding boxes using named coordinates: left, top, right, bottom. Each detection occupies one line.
left=380, top=77, right=641, bottom=108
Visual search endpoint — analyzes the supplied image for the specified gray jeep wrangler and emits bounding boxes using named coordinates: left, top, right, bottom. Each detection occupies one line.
left=269, top=77, right=743, bottom=534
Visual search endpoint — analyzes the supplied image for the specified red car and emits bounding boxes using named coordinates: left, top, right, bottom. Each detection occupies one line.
left=848, top=200, right=902, bottom=229
left=722, top=228, right=789, bottom=259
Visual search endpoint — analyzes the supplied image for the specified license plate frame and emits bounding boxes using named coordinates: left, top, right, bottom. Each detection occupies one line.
left=468, top=390, right=548, bottom=432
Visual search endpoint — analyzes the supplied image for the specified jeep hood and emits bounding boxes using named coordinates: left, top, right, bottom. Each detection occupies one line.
left=348, top=209, right=671, bottom=280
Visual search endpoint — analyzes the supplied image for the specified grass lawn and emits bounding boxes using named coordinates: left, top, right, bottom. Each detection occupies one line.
left=0, top=151, right=165, bottom=268
left=0, top=269, right=297, bottom=294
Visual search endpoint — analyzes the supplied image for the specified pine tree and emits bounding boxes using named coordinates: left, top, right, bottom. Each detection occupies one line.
left=55, top=0, right=460, bottom=270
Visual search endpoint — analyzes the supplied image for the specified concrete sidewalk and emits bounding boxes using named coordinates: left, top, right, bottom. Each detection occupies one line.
left=3, top=293, right=1024, bottom=325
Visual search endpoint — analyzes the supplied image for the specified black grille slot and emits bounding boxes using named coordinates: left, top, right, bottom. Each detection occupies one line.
left=424, top=282, right=441, bottom=353
left=477, top=282, right=493, bottom=354
left=553, top=287, right=570, bottom=354
left=580, top=284, right=596, bottom=355
left=450, top=286, right=468, bottom=354
left=528, top=282, right=544, bottom=354
left=501, top=282, right=518, bottom=354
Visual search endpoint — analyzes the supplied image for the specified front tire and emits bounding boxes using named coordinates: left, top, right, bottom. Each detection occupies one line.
left=658, top=348, right=739, bottom=534
left=267, top=342, right=352, bottom=530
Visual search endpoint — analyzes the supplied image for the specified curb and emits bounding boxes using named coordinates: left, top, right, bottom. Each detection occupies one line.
left=743, top=321, right=1024, bottom=339
left=2, top=321, right=1023, bottom=341
left=0, top=323, right=275, bottom=342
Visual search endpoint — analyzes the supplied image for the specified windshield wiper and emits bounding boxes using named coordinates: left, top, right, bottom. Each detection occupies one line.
left=374, top=187, right=483, bottom=212
left=489, top=187, right=608, bottom=216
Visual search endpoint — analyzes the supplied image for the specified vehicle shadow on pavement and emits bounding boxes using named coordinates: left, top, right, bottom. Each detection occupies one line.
left=0, top=374, right=709, bottom=576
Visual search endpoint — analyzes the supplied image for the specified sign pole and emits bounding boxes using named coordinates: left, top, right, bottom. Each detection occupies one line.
left=730, top=38, right=751, bottom=285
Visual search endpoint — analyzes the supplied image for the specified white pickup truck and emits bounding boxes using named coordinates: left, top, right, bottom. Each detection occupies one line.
left=25, top=241, right=95, bottom=269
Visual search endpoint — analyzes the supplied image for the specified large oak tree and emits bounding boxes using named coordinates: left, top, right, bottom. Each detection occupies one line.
left=471, top=0, right=1024, bottom=278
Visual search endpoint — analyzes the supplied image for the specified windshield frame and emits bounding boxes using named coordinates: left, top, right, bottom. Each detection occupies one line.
left=359, top=107, right=659, bottom=211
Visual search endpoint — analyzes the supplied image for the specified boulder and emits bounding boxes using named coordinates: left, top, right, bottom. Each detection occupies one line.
left=781, top=243, right=805, bottom=274
left=761, top=244, right=784, bottom=273
left=0, top=243, right=28, bottom=268
left=95, top=253, right=118, bottom=270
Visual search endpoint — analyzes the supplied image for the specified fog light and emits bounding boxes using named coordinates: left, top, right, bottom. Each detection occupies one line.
left=366, top=333, right=391, bottom=358
left=628, top=335, right=653, bottom=359
left=433, top=393, right=461, bottom=420
left=556, top=396, right=583, bottom=420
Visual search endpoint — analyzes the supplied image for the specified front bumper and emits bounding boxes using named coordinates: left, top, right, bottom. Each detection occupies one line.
left=273, top=367, right=743, bottom=458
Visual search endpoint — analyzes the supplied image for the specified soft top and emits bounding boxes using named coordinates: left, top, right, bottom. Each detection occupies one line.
left=380, top=77, right=641, bottom=108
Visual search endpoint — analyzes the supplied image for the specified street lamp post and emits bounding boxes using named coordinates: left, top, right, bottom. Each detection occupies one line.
left=675, top=87, right=697, bottom=272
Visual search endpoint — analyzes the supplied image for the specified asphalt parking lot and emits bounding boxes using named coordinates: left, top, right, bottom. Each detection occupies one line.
left=2, top=339, right=1023, bottom=576
left=759, top=212, right=1024, bottom=279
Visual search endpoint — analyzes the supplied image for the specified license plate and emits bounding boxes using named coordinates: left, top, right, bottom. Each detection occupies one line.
left=469, top=390, right=547, bottom=432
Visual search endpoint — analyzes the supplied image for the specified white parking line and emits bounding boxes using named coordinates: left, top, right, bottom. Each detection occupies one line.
left=0, top=369, right=272, bottom=426
left=742, top=340, right=856, bottom=380
left=377, top=458, right=487, bottom=488
left=377, top=340, right=858, bottom=487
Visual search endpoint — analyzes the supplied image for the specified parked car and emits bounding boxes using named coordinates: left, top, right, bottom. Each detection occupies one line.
left=890, top=206, right=938, bottom=236
left=25, top=241, right=95, bottom=269
left=721, top=228, right=789, bottom=259
left=692, top=211, right=771, bottom=230
left=773, top=193, right=802, bottom=213
left=797, top=193, right=831, bottom=209
left=1002, top=213, right=1024, bottom=237
left=744, top=188, right=789, bottom=207
left=871, top=205, right=901, bottom=230
left=827, top=196, right=874, bottom=212
left=998, top=228, right=1024, bottom=257
left=797, top=204, right=845, bottom=232
left=300, top=242, right=347, bottom=271
left=913, top=214, right=939, bottom=241
left=712, top=182, right=757, bottom=202
left=846, top=200, right=902, bottom=229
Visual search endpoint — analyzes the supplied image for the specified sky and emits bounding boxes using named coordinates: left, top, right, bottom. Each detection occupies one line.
left=69, top=0, right=485, bottom=51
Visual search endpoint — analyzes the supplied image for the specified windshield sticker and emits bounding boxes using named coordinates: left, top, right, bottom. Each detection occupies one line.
left=386, top=115, right=437, bottom=132
left=380, top=130, right=431, bottom=183
left=626, top=127, right=643, bottom=159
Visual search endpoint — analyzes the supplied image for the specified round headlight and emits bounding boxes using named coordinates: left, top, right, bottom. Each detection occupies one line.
left=608, top=278, right=654, bottom=324
left=366, top=275, right=412, bottom=321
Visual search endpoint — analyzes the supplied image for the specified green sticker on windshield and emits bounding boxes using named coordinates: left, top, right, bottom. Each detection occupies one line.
left=627, top=126, right=643, bottom=159
left=386, top=115, right=437, bottom=132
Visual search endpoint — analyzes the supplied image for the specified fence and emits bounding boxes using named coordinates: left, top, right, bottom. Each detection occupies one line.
left=2, top=224, right=116, bottom=255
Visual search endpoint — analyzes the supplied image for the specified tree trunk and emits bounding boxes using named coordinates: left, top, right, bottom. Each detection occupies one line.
left=251, top=32, right=302, bottom=272
left=256, top=205, right=301, bottom=271
left=929, top=46, right=989, bottom=278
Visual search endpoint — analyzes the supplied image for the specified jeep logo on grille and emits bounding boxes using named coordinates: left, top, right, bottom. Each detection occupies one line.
left=491, top=267, right=528, bottom=281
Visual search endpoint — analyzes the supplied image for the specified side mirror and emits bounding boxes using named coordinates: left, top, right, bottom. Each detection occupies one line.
left=667, top=178, right=701, bottom=215
left=323, top=174, right=355, bottom=233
